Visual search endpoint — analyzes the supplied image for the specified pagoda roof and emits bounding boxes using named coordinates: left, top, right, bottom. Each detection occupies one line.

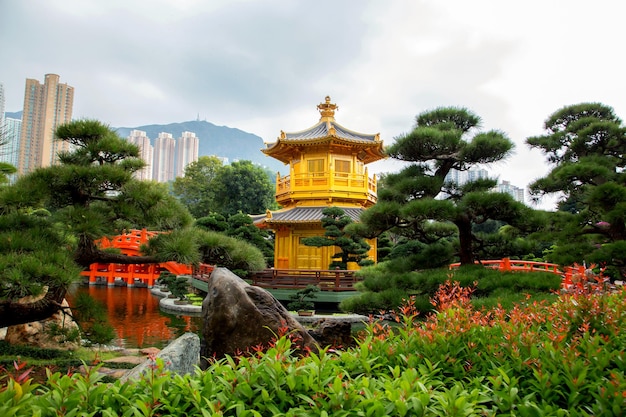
left=262, top=96, right=385, bottom=164
left=282, top=120, right=378, bottom=142
left=253, top=206, right=364, bottom=226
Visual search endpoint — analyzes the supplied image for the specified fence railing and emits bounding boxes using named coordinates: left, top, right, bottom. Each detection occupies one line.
left=249, top=269, right=360, bottom=292
left=449, top=258, right=562, bottom=274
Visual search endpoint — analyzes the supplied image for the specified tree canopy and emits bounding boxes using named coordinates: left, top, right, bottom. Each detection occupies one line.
left=212, top=160, right=276, bottom=216
left=173, top=158, right=276, bottom=218
left=196, top=212, right=274, bottom=267
left=526, top=102, right=626, bottom=277
left=0, top=119, right=196, bottom=327
left=357, top=107, right=530, bottom=268
left=172, top=156, right=223, bottom=219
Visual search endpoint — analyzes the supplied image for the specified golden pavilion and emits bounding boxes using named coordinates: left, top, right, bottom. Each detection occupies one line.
left=254, top=96, right=385, bottom=270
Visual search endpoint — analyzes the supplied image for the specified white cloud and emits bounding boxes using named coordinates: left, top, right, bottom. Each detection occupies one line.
left=2, top=0, right=625, bottom=211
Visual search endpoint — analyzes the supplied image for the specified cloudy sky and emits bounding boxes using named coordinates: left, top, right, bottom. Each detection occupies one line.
left=1, top=0, right=624, bottom=210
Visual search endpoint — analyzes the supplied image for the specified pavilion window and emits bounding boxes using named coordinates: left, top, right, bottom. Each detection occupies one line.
left=307, top=159, right=325, bottom=176
left=335, top=159, right=350, bottom=174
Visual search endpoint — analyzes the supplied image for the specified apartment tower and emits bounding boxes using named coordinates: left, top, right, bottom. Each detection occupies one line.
left=175, top=131, right=198, bottom=177
left=127, top=129, right=153, bottom=181
left=0, top=82, right=5, bottom=130
left=17, top=74, right=74, bottom=176
left=153, top=132, right=176, bottom=182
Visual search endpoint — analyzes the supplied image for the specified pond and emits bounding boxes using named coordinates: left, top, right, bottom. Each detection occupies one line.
left=67, top=285, right=202, bottom=349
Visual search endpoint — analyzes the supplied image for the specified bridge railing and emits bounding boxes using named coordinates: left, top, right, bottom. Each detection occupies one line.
left=249, top=269, right=360, bottom=292
left=449, top=258, right=562, bottom=274
left=192, top=264, right=215, bottom=282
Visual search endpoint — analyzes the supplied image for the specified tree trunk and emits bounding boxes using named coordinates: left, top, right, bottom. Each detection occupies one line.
left=0, top=285, right=67, bottom=328
left=455, top=216, right=475, bottom=265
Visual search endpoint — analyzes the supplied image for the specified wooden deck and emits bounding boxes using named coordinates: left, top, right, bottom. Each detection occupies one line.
left=190, top=266, right=360, bottom=303
left=249, top=269, right=360, bottom=292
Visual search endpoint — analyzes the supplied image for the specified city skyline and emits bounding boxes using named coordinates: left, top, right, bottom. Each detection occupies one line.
left=444, top=168, right=525, bottom=204
left=126, top=129, right=199, bottom=183
left=2, top=75, right=526, bottom=194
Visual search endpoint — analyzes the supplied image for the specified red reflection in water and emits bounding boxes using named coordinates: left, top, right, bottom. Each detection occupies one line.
left=67, top=285, right=201, bottom=349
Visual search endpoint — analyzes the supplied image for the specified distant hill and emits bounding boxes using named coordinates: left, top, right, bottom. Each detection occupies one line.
left=115, top=120, right=286, bottom=175
left=1, top=113, right=285, bottom=175
left=4, top=111, right=22, bottom=119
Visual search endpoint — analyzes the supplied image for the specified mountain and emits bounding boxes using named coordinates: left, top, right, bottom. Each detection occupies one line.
left=114, top=120, right=286, bottom=175
left=4, top=111, right=22, bottom=119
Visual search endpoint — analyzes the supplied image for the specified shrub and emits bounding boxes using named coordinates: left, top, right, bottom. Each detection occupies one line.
left=343, top=264, right=562, bottom=314
left=196, top=230, right=266, bottom=278
left=286, top=285, right=319, bottom=311
left=3, top=285, right=625, bottom=415
left=168, top=277, right=190, bottom=301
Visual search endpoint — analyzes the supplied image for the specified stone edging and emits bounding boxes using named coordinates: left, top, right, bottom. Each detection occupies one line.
left=151, top=287, right=369, bottom=323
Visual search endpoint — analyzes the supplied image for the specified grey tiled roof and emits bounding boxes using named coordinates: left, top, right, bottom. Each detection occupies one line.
left=262, top=206, right=364, bottom=224
left=284, top=121, right=377, bottom=142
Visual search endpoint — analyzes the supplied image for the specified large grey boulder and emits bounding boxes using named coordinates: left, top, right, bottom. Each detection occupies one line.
left=121, top=332, right=200, bottom=381
left=308, top=319, right=355, bottom=349
left=200, top=268, right=318, bottom=368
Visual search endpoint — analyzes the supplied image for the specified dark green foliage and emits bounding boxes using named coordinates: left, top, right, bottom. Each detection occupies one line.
left=212, top=160, right=276, bottom=216
left=195, top=212, right=229, bottom=232
left=360, top=107, right=527, bottom=270
left=0, top=119, right=196, bottom=326
left=2, top=287, right=626, bottom=415
left=157, top=271, right=176, bottom=289
left=286, top=285, right=319, bottom=311
left=225, top=212, right=275, bottom=267
left=375, top=231, right=393, bottom=262
left=196, top=212, right=275, bottom=267
left=167, top=277, right=190, bottom=301
left=195, top=229, right=266, bottom=278
left=172, top=156, right=223, bottom=218
left=386, top=239, right=454, bottom=270
left=0, top=212, right=80, bottom=301
left=527, top=103, right=626, bottom=277
left=302, top=206, right=372, bottom=269
left=144, top=227, right=267, bottom=278
left=342, top=264, right=562, bottom=314
left=140, top=228, right=201, bottom=265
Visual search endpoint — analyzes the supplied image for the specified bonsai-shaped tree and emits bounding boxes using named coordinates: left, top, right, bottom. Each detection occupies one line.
left=157, top=271, right=176, bottom=291
left=302, top=206, right=372, bottom=269
left=287, top=285, right=320, bottom=312
left=168, top=276, right=190, bottom=302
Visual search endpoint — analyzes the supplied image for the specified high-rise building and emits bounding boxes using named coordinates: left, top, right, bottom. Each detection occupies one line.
left=444, top=168, right=490, bottom=185
left=17, top=74, right=74, bottom=176
left=175, top=131, right=198, bottom=178
left=0, top=82, right=5, bottom=130
left=153, top=132, right=175, bottom=182
left=126, top=130, right=153, bottom=181
left=1, top=118, right=22, bottom=183
left=496, top=180, right=525, bottom=203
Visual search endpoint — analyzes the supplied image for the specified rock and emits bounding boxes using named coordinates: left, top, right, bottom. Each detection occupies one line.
left=200, top=268, right=318, bottom=367
left=4, top=299, right=80, bottom=349
left=308, top=319, right=355, bottom=349
left=104, top=355, right=147, bottom=366
left=140, top=347, right=161, bottom=356
left=121, top=332, right=200, bottom=381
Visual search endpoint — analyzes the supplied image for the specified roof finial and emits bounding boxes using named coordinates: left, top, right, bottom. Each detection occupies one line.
left=317, top=95, right=338, bottom=121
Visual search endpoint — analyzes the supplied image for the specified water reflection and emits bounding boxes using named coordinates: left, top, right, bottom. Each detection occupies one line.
left=67, top=285, right=202, bottom=349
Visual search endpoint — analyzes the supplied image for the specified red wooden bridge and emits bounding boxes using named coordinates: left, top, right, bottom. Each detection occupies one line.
left=82, top=232, right=588, bottom=291
left=449, top=257, right=589, bottom=289
left=80, top=229, right=193, bottom=287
